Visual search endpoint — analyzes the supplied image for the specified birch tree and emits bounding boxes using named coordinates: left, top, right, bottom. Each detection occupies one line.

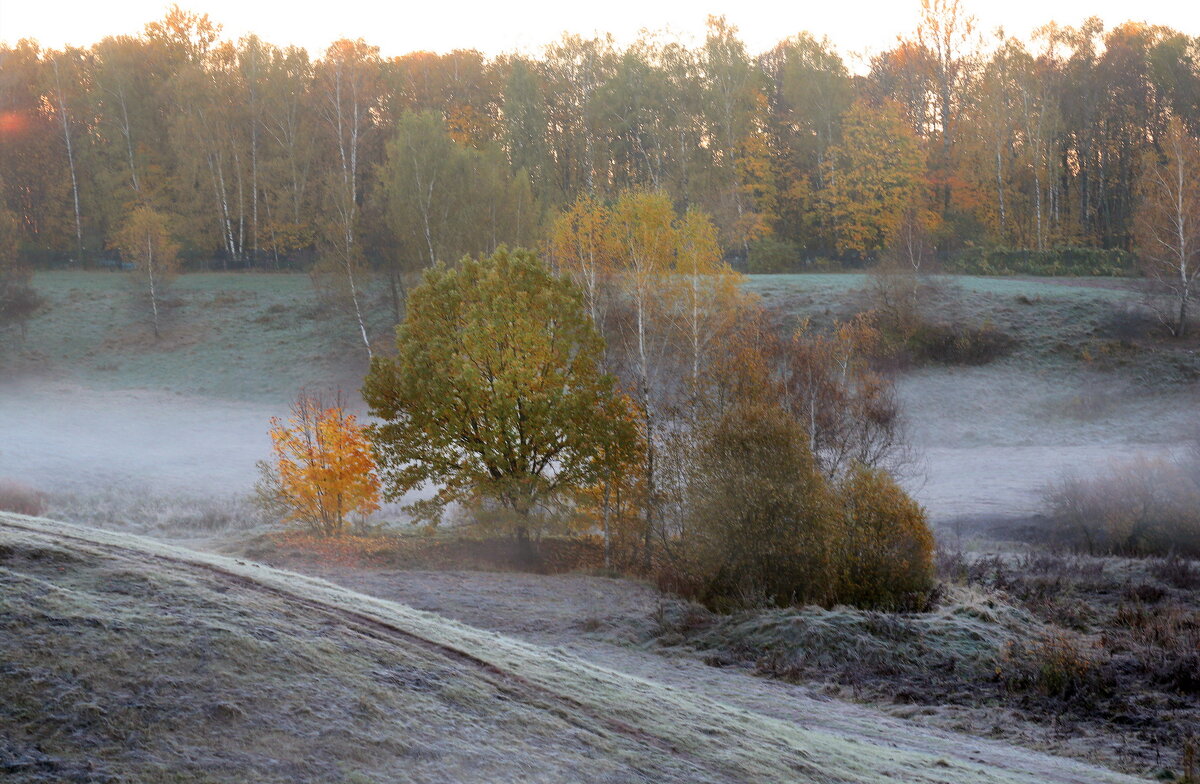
left=1135, top=117, right=1200, bottom=337
left=114, top=205, right=180, bottom=340
left=46, top=48, right=89, bottom=264
left=315, top=39, right=382, bottom=356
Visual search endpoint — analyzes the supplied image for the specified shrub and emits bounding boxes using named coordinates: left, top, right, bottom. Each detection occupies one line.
left=904, top=321, right=1016, bottom=365
left=677, top=405, right=933, bottom=612
left=747, top=236, right=802, bottom=274
left=0, top=479, right=44, bottom=516
left=835, top=465, right=935, bottom=611
left=866, top=272, right=1016, bottom=367
left=1151, top=554, right=1200, bottom=590
left=681, top=403, right=835, bottom=610
left=1000, top=632, right=1111, bottom=704
left=1042, top=457, right=1200, bottom=557
left=946, top=246, right=1138, bottom=277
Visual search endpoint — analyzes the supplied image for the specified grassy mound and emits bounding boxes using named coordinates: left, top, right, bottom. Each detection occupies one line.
left=651, top=585, right=1039, bottom=699
left=0, top=514, right=1143, bottom=784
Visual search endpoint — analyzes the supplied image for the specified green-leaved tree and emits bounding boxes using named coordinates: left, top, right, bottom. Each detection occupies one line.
left=362, top=247, right=640, bottom=552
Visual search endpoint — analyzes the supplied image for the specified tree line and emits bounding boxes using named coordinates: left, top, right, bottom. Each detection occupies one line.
left=4, top=2, right=1200, bottom=276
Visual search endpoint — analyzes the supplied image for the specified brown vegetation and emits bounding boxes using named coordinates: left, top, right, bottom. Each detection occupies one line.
left=0, top=479, right=45, bottom=516
left=1041, top=455, right=1200, bottom=556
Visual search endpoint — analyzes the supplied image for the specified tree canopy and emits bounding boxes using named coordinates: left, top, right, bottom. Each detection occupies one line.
left=362, top=247, right=640, bottom=540
left=6, top=10, right=1200, bottom=272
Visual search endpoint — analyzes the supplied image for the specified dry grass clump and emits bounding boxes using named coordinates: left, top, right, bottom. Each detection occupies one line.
left=931, top=548, right=1200, bottom=775
left=649, top=547, right=1200, bottom=776
left=43, top=485, right=261, bottom=536
left=1110, top=602, right=1200, bottom=695
left=251, top=529, right=614, bottom=574
left=650, top=584, right=1037, bottom=699
left=0, top=479, right=44, bottom=516
left=999, top=632, right=1111, bottom=704
left=1151, top=553, right=1200, bottom=589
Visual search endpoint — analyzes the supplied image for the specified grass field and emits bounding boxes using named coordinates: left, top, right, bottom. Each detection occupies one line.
left=0, top=513, right=1148, bottom=784
left=7, top=271, right=377, bottom=400
left=8, top=271, right=1197, bottom=403
left=4, top=272, right=1190, bottom=401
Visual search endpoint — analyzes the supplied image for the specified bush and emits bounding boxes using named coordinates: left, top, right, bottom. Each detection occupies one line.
left=835, top=465, right=935, bottom=611
left=681, top=403, right=834, bottom=609
left=677, top=405, right=933, bottom=612
left=1042, top=457, right=1200, bottom=557
left=747, top=236, right=802, bottom=273
left=0, top=479, right=45, bottom=516
left=867, top=272, right=1016, bottom=366
left=945, top=246, right=1138, bottom=277
left=904, top=321, right=1016, bottom=365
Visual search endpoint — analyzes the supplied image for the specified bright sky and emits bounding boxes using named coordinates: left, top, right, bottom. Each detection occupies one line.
left=2, top=0, right=1198, bottom=65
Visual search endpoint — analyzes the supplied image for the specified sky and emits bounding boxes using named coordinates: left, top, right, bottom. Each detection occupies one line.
left=2, top=0, right=1198, bottom=66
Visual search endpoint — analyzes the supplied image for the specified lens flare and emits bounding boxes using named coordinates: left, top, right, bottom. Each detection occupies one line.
left=0, top=111, right=30, bottom=136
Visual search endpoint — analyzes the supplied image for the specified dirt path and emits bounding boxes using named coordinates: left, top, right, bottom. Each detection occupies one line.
left=279, top=565, right=1148, bottom=784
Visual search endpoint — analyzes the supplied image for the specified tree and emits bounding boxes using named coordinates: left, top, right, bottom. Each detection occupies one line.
left=376, top=110, right=538, bottom=323
left=822, top=99, right=926, bottom=259
left=0, top=197, right=41, bottom=340
left=772, top=314, right=906, bottom=479
left=362, top=248, right=640, bottom=553
left=1134, top=117, right=1200, bottom=337
left=314, top=38, right=383, bottom=356
left=267, top=392, right=381, bottom=537
left=548, top=193, right=613, bottom=328
left=550, top=191, right=739, bottom=567
left=113, top=205, right=180, bottom=339
left=917, top=0, right=976, bottom=212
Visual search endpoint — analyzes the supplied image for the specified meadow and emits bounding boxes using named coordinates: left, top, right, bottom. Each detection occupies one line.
left=2, top=270, right=1198, bottom=780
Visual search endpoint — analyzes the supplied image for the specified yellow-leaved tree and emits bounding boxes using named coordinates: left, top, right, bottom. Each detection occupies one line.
left=113, top=204, right=181, bottom=340
left=822, top=98, right=926, bottom=260
left=267, top=393, right=381, bottom=537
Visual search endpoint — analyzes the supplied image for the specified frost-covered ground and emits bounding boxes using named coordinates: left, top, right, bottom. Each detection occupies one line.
left=0, top=379, right=275, bottom=495
left=0, top=514, right=1147, bottom=784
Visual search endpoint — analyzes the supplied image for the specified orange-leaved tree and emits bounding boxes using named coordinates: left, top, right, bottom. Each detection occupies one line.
left=267, top=393, right=381, bottom=536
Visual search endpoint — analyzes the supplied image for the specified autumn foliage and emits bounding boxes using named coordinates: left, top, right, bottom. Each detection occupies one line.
left=835, top=464, right=935, bottom=610
left=676, top=401, right=934, bottom=611
left=267, top=394, right=381, bottom=537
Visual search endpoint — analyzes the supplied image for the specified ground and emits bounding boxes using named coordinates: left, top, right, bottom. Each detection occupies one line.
left=2, top=270, right=1197, bottom=781
left=0, top=514, right=1148, bottom=784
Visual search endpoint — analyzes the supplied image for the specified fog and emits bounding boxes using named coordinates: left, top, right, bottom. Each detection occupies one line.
left=0, top=368, right=1193, bottom=530
left=0, top=379, right=276, bottom=495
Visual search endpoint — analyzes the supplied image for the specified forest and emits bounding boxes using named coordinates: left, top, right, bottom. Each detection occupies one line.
left=2, top=3, right=1199, bottom=278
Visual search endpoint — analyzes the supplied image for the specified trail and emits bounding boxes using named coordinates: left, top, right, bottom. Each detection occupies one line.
left=271, top=564, right=1152, bottom=784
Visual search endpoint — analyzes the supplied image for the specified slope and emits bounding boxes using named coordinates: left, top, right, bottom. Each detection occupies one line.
left=0, top=514, right=1144, bottom=784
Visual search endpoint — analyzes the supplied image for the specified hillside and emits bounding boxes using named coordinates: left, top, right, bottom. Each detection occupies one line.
left=2, top=271, right=1196, bottom=529
left=6, top=271, right=375, bottom=400
left=10, top=271, right=1199, bottom=400
left=0, top=513, right=1146, bottom=784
